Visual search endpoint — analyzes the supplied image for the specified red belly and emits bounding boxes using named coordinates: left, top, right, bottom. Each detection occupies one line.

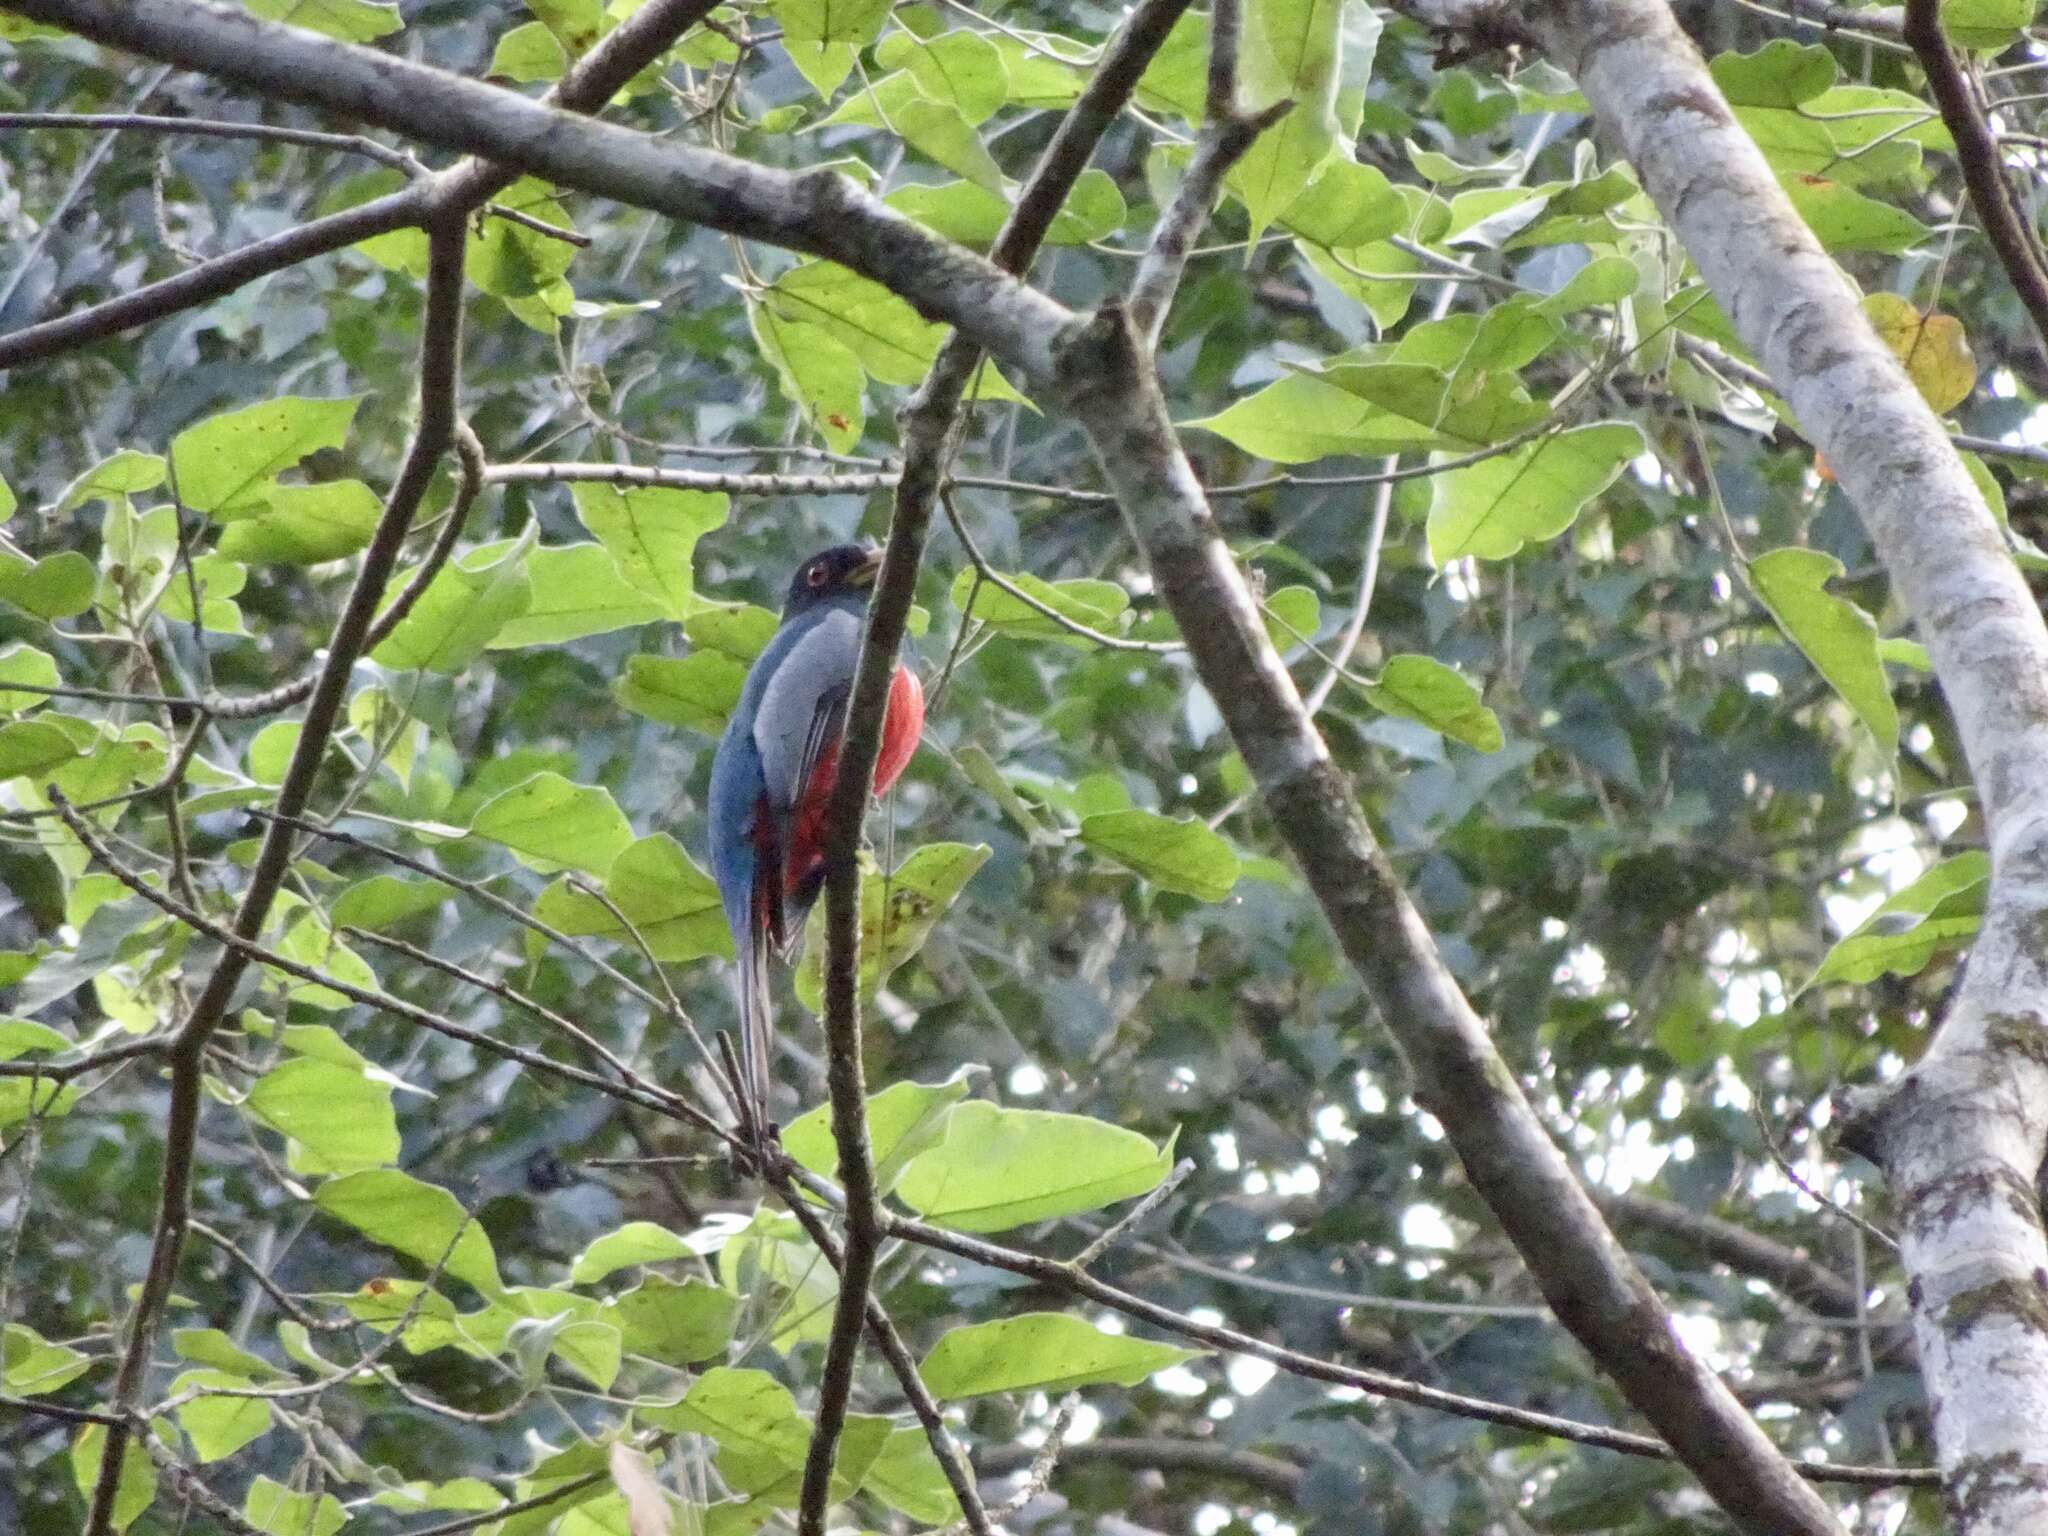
left=783, top=664, right=925, bottom=893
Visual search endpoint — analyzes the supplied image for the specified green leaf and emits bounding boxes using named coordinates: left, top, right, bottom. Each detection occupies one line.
left=685, top=604, right=781, bottom=662
left=527, top=0, right=602, bottom=55
left=169, top=395, right=361, bottom=516
left=1, top=1079, right=79, bottom=1132
left=612, top=651, right=748, bottom=734
left=1427, top=423, right=1645, bottom=563
left=0, top=550, right=97, bottom=619
left=1281, top=155, right=1404, bottom=247
left=1536, top=254, right=1639, bottom=317
left=4, top=1323, right=92, bottom=1395
left=0, top=1018, right=70, bottom=1060
left=470, top=771, right=634, bottom=876
left=764, top=261, right=950, bottom=387
left=1805, top=851, right=1988, bottom=989
left=489, top=542, right=667, bottom=646
left=569, top=1220, right=719, bottom=1284
left=793, top=843, right=991, bottom=1012
left=896, top=1100, right=1176, bottom=1233
left=71, top=1426, right=156, bottom=1531
left=331, top=874, right=451, bottom=930
left=770, top=0, right=891, bottom=45
left=172, top=1328, right=284, bottom=1380
left=216, top=479, right=383, bottom=565
left=490, top=18, right=567, bottom=81
left=314, top=1168, right=505, bottom=1298
left=470, top=178, right=579, bottom=299
left=782, top=37, right=857, bottom=97
left=782, top=1072, right=975, bottom=1194
left=714, top=1212, right=837, bottom=1350
left=646, top=1366, right=810, bottom=1464
left=370, top=533, right=534, bottom=672
left=876, top=28, right=1008, bottom=121
left=532, top=832, right=732, bottom=961
left=1941, top=0, right=2035, bottom=50
left=1190, top=370, right=1414, bottom=463
left=1079, top=808, right=1240, bottom=900
left=1784, top=177, right=1930, bottom=255
left=1362, top=655, right=1502, bottom=752
left=0, top=719, right=81, bottom=780
left=607, top=1275, right=740, bottom=1364
left=244, top=1477, right=347, bottom=1536
left=1230, top=0, right=1347, bottom=238
left=570, top=483, right=728, bottom=620
left=751, top=306, right=865, bottom=452
left=56, top=450, right=165, bottom=512
left=171, top=1370, right=273, bottom=1462
left=0, top=642, right=59, bottom=714
left=243, top=0, right=401, bottom=42
left=1750, top=546, right=1898, bottom=756
left=246, top=1055, right=401, bottom=1174
left=919, top=1312, right=1203, bottom=1398
left=888, top=171, right=1125, bottom=248
left=864, top=1426, right=962, bottom=1523
left=952, top=566, right=1131, bottom=643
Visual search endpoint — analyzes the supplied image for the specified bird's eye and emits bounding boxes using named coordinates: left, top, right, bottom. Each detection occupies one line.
left=806, top=565, right=827, bottom=588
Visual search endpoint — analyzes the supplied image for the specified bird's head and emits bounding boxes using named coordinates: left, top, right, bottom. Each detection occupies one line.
left=782, top=543, right=882, bottom=618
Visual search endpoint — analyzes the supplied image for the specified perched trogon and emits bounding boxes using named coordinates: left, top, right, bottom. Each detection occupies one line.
left=707, top=544, right=924, bottom=1138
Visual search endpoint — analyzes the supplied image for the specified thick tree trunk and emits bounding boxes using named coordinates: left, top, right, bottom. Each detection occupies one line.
left=1394, top=1, right=2048, bottom=1528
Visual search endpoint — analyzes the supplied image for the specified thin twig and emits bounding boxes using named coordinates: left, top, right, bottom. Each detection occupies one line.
left=0, top=111, right=423, bottom=172
left=1067, top=1157, right=1193, bottom=1270
left=794, top=4, right=1198, bottom=1528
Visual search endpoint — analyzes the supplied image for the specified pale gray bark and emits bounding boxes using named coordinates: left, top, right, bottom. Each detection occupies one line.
left=1394, top=2, right=2048, bottom=1529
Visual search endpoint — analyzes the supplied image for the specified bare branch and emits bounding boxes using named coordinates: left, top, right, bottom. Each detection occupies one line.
left=883, top=1208, right=1934, bottom=1488
left=1045, top=305, right=1850, bottom=1536
left=1129, top=6, right=1289, bottom=351
left=978, top=1436, right=1304, bottom=1504
left=0, top=0, right=724, bottom=369
left=1903, top=0, right=2048, bottom=348
left=795, top=5, right=1194, bottom=1526
left=0, top=0, right=1071, bottom=379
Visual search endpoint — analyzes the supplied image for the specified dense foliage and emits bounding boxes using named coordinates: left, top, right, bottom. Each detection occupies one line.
left=3, top=0, right=2040, bottom=1531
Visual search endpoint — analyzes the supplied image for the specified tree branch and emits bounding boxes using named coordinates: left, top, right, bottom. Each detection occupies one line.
left=1902, top=0, right=2048, bottom=349
left=0, top=0, right=1071, bottom=379
left=76, top=218, right=470, bottom=1536
left=1398, top=0, right=2048, bottom=1521
left=881, top=1208, right=1933, bottom=1488
left=1045, top=303, right=1849, bottom=1536
left=1594, top=1190, right=1863, bottom=1317
left=977, top=1436, right=1304, bottom=1503
left=0, top=0, right=723, bottom=369
left=794, top=6, right=1193, bottom=1527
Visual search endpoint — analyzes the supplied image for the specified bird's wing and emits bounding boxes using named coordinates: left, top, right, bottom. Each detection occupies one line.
left=751, top=604, right=862, bottom=817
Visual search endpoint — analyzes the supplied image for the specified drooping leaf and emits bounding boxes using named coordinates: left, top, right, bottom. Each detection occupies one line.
left=896, top=1100, right=1176, bottom=1233
left=919, top=1312, right=1203, bottom=1398
left=1361, top=655, right=1502, bottom=752
left=168, top=395, right=360, bottom=516
left=470, top=771, right=634, bottom=875
left=1427, top=423, right=1645, bottom=563
left=1750, top=546, right=1898, bottom=756
left=313, top=1168, right=505, bottom=1298
left=1079, top=809, right=1240, bottom=901
left=1805, top=851, right=1988, bottom=990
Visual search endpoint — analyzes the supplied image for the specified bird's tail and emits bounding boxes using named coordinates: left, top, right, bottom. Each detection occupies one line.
left=735, top=919, right=775, bottom=1144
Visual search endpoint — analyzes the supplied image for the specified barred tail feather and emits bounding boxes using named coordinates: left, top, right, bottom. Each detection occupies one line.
left=736, top=922, right=775, bottom=1141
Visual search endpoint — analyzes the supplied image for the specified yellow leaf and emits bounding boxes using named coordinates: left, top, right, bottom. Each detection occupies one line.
left=1862, top=292, right=1976, bottom=414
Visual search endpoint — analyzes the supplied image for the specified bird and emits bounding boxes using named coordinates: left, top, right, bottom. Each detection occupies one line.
left=706, top=543, right=925, bottom=1145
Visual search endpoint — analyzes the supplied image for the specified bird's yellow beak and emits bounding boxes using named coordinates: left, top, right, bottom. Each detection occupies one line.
left=848, top=548, right=884, bottom=587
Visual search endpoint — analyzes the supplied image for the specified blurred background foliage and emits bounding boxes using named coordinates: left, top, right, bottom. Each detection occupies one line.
left=1, top=0, right=2036, bottom=1530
